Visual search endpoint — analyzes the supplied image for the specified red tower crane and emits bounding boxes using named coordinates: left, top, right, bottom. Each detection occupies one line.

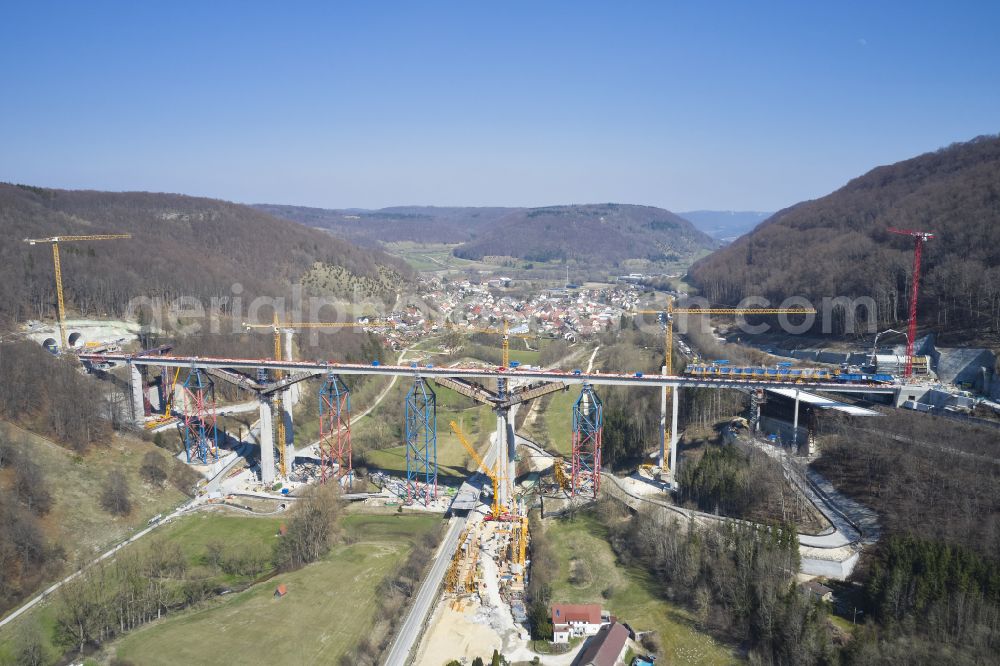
left=888, top=227, right=935, bottom=378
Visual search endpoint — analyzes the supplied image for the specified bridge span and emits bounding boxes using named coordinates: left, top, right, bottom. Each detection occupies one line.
left=79, top=351, right=900, bottom=394
left=81, top=351, right=899, bottom=494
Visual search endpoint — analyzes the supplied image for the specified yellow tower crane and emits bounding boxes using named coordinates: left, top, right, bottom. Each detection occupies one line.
left=23, top=234, right=132, bottom=351
left=449, top=420, right=505, bottom=519
left=244, top=316, right=386, bottom=477
left=146, top=366, right=181, bottom=429
left=446, top=319, right=536, bottom=368
left=634, top=300, right=816, bottom=475
left=518, top=513, right=529, bottom=568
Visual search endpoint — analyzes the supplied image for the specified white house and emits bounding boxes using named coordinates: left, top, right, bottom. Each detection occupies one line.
left=550, top=603, right=610, bottom=644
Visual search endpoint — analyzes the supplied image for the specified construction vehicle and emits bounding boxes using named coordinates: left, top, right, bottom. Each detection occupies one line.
left=23, top=234, right=132, bottom=351
left=145, top=366, right=181, bottom=429
left=553, top=457, right=570, bottom=491
left=638, top=463, right=660, bottom=480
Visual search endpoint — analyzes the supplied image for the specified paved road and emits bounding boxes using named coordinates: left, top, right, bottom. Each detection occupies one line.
left=383, top=514, right=469, bottom=666
left=383, top=397, right=505, bottom=665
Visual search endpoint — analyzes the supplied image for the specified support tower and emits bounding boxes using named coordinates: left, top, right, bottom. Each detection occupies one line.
left=571, top=383, right=603, bottom=498
left=177, top=368, right=219, bottom=464
left=405, top=377, right=437, bottom=506
left=318, top=372, right=352, bottom=486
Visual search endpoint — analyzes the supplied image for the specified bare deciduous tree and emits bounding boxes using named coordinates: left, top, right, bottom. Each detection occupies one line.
left=100, top=468, right=132, bottom=516
left=272, top=482, right=343, bottom=570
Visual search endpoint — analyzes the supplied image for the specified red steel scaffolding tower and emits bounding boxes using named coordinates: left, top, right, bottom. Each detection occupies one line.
left=177, top=367, right=219, bottom=464
left=318, top=372, right=352, bottom=486
left=888, top=227, right=935, bottom=378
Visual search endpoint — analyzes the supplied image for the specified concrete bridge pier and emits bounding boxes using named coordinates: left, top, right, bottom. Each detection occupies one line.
left=659, top=365, right=668, bottom=468
left=128, top=361, right=145, bottom=427
left=281, top=329, right=296, bottom=467
left=495, top=409, right=510, bottom=508
left=792, top=389, right=801, bottom=447
left=669, top=384, right=679, bottom=490
left=493, top=403, right=520, bottom=510
left=259, top=397, right=276, bottom=485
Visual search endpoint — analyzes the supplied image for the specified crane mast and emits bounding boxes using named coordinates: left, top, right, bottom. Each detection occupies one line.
left=887, top=227, right=935, bottom=378
left=446, top=319, right=535, bottom=369
left=23, top=234, right=132, bottom=350
left=449, top=420, right=503, bottom=518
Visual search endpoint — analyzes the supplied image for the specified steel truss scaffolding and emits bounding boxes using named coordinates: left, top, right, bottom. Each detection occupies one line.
left=318, top=372, right=352, bottom=486
left=177, top=368, right=219, bottom=464
left=405, top=377, right=437, bottom=506
left=571, top=383, right=603, bottom=498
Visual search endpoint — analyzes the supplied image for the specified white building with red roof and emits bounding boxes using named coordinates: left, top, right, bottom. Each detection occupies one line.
left=550, top=603, right=610, bottom=643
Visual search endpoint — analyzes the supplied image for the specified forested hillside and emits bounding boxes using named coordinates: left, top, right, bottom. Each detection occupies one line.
left=253, top=204, right=513, bottom=245
left=688, top=135, right=1000, bottom=338
left=0, top=184, right=411, bottom=328
left=453, top=203, right=717, bottom=264
left=260, top=202, right=718, bottom=265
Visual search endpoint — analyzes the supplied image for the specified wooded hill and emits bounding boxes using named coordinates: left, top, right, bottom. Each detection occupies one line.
left=258, top=202, right=718, bottom=265
left=688, top=135, right=1000, bottom=339
left=0, top=184, right=411, bottom=328
left=453, top=203, right=716, bottom=264
left=253, top=204, right=513, bottom=246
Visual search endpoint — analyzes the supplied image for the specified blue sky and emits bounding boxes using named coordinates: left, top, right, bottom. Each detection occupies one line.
left=1, top=1, right=997, bottom=211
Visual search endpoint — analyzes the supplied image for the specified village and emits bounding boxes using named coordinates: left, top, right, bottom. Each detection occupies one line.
left=374, top=275, right=651, bottom=351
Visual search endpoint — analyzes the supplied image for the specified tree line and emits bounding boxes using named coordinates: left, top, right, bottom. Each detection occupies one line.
left=338, top=526, right=444, bottom=665
left=0, top=342, right=108, bottom=452
left=596, top=501, right=819, bottom=664
left=812, top=411, right=1000, bottom=559
left=0, top=437, right=63, bottom=615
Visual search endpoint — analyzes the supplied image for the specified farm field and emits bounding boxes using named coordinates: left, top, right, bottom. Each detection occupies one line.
left=113, top=513, right=440, bottom=665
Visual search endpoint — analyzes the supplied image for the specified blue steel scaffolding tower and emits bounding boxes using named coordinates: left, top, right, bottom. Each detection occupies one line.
left=571, top=383, right=603, bottom=498
left=177, top=367, right=219, bottom=464
left=405, top=377, right=437, bottom=506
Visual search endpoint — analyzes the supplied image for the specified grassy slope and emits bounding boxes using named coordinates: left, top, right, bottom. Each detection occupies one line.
left=383, top=241, right=499, bottom=272
left=114, top=513, right=439, bottom=665
left=0, top=421, right=188, bottom=570
left=545, top=514, right=737, bottom=665
left=523, top=389, right=577, bottom=457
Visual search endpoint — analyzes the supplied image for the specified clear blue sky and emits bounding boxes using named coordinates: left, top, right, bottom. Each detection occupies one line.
left=1, top=1, right=997, bottom=211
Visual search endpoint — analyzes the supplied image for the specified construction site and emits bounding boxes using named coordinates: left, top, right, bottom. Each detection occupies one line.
left=16, top=228, right=999, bottom=665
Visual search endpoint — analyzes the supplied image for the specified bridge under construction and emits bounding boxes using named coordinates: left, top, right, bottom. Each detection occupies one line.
left=81, top=350, right=900, bottom=504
